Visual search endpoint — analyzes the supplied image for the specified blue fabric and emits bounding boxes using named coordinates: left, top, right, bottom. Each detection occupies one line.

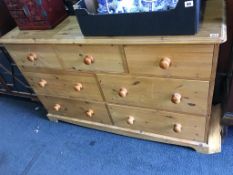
left=97, top=0, right=179, bottom=14
left=0, top=96, right=233, bottom=175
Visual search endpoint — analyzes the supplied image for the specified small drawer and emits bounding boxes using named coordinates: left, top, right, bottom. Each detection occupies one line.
left=124, top=45, right=214, bottom=80
left=24, top=72, right=103, bottom=101
left=97, top=74, right=209, bottom=115
left=54, top=45, right=125, bottom=73
left=5, top=44, right=62, bottom=71
left=4, top=1, right=22, bottom=10
left=39, top=96, right=112, bottom=124
left=108, top=104, right=206, bottom=142
left=9, top=10, right=26, bottom=19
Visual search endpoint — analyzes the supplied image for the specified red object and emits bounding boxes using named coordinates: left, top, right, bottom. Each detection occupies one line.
left=4, top=0, right=67, bottom=30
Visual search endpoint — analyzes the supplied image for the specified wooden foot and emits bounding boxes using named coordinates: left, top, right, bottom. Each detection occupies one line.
left=192, top=143, right=221, bottom=154
left=193, top=104, right=221, bottom=154
left=47, top=115, right=59, bottom=123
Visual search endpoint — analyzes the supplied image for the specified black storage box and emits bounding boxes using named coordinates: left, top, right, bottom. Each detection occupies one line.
left=74, top=0, right=205, bottom=36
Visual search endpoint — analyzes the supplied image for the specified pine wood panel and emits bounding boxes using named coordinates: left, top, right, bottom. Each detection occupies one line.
left=5, top=44, right=62, bottom=70
left=39, top=96, right=112, bottom=124
left=205, top=45, right=220, bottom=140
left=47, top=105, right=221, bottom=154
left=54, top=45, right=125, bottom=73
left=97, top=74, right=209, bottom=115
left=24, top=72, right=103, bottom=101
left=125, top=45, right=214, bottom=80
left=108, top=104, right=206, bottom=142
left=0, top=0, right=226, bottom=45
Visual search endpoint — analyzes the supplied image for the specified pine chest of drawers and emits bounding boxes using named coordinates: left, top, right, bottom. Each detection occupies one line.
left=0, top=0, right=226, bottom=153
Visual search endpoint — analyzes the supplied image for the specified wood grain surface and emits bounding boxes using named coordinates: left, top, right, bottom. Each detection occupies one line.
left=108, top=104, right=206, bottom=142
left=24, top=72, right=103, bottom=101
left=39, top=96, right=112, bottom=124
left=97, top=74, right=209, bottom=115
left=125, top=45, right=214, bottom=80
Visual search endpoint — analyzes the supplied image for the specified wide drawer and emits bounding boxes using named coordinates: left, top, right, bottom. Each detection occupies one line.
left=5, top=44, right=62, bottom=71
left=124, top=45, right=214, bottom=80
left=108, top=104, right=206, bottom=142
left=54, top=45, right=125, bottom=73
left=39, top=96, right=112, bottom=124
left=97, top=74, right=209, bottom=115
left=24, top=72, right=103, bottom=101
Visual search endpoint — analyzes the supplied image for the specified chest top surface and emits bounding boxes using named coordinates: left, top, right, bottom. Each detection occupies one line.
left=0, top=0, right=226, bottom=45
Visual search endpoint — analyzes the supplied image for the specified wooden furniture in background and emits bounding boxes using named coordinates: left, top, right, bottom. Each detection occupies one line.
left=0, top=47, right=36, bottom=99
left=0, top=0, right=226, bottom=153
left=216, top=0, right=233, bottom=125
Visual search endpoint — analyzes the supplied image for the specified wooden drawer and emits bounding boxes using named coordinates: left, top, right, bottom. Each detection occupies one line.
left=24, top=72, right=103, bottom=101
left=5, top=44, right=62, bottom=71
left=39, top=96, right=112, bottom=124
left=97, top=74, right=209, bottom=115
left=124, top=45, right=214, bottom=80
left=108, top=104, right=206, bottom=142
left=54, top=45, right=125, bottom=73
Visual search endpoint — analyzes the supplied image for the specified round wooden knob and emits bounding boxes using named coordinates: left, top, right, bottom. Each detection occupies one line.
left=173, top=123, right=182, bottom=133
left=27, top=52, right=37, bottom=62
left=86, top=109, right=94, bottom=117
left=53, top=104, right=61, bottom=112
left=38, top=79, right=47, bottom=88
left=127, top=116, right=135, bottom=125
left=171, top=93, right=182, bottom=104
left=159, top=57, right=171, bottom=69
left=119, top=88, right=128, bottom=97
left=84, top=55, right=94, bottom=65
left=74, top=83, right=83, bottom=92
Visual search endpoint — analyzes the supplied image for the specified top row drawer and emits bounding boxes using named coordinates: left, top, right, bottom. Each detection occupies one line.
left=125, top=45, right=214, bottom=80
left=5, top=44, right=125, bottom=73
left=5, top=44, right=214, bottom=79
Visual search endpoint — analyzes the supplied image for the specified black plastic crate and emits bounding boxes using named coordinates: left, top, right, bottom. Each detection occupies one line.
left=75, top=0, right=205, bottom=36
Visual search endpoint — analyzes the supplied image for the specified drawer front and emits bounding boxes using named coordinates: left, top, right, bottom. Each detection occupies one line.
left=98, top=74, right=209, bottom=115
left=39, top=96, right=111, bottom=124
left=5, top=44, right=62, bottom=71
left=124, top=45, right=214, bottom=79
left=108, top=104, right=206, bottom=142
left=55, top=45, right=125, bottom=73
left=24, top=72, right=103, bottom=101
